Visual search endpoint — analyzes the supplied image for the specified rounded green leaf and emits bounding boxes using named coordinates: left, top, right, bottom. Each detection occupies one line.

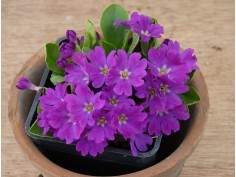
left=101, top=40, right=117, bottom=55
left=50, top=72, right=65, bottom=85
left=100, top=4, right=129, bottom=49
left=45, top=43, right=64, bottom=75
left=179, top=87, right=200, bottom=106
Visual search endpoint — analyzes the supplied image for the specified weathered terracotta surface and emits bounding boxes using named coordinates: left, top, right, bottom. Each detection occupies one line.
left=8, top=46, right=209, bottom=177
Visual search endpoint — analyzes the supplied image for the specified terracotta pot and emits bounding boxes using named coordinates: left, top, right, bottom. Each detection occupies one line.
left=8, top=39, right=209, bottom=177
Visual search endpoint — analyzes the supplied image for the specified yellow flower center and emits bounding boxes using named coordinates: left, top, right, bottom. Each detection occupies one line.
left=121, top=71, right=129, bottom=79
left=98, top=117, right=106, bottom=125
left=161, top=85, right=168, bottom=93
left=159, top=70, right=166, bottom=75
left=149, top=88, right=156, bottom=96
left=110, top=98, right=117, bottom=106
left=86, top=104, right=93, bottom=112
left=102, top=68, right=108, bottom=75
left=118, top=114, right=127, bottom=123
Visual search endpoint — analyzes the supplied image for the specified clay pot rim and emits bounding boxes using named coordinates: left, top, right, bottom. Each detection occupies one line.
left=8, top=47, right=209, bottom=177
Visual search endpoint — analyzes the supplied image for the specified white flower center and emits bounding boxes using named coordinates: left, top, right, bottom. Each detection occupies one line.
left=83, top=103, right=94, bottom=113
left=118, top=114, right=128, bottom=124
left=141, top=30, right=150, bottom=36
left=160, top=84, right=170, bottom=94
left=158, top=65, right=171, bottom=75
left=120, top=69, right=131, bottom=79
left=157, top=110, right=169, bottom=116
left=100, top=65, right=109, bottom=75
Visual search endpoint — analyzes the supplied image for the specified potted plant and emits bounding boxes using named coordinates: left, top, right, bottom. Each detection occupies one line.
left=9, top=4, right=209, bottom=177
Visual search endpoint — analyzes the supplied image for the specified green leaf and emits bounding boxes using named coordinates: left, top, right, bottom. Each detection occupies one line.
left=29, top=119, right=53, bottom=138
left=101, top=41, right=117, bottom=55
left=100, top=4, right=129, bottom=49
left=85, top=20, right=98, bottom=47
left=82, top=47, right=91, bottom=54
left=179, top=87, right=200, bottom=106
left=50, top=72, right=65, bottom=85
left=152, top=18, right=158, bottom=24
left=150, top=38, right=159, bottom=49
left=141, top=41, right=149, bottom=57
left=122, top=30, right=131, bottom=50
left=82, top=32, right=92, bottom=50
left=128, top=33, right=139, bottom=53
left=37, top=104, right=42, bottom=114
left=186, top=70, right=196, bottom=84
left=45, top=43, right=64, bottom=75
left=76, top=45, right=81, bottom=52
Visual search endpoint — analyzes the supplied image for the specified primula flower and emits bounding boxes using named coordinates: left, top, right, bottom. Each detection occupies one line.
left=38, top=83, right=85, bottom=142
left=39, top=83, right=68, bottom=110
left=135, top=72, right=165, bottom=113
left=57, top=57, right=69, bottom=68
left=162, top=40, right=199, bottom=71
left=87, top=110, right=116, bottom=143
left=65, top=52, right=89, bottom=86
left=38, top=102, right=84, bottom=144
left=148, top=103, right=190, bottom=136
left=106, top=49, right=147, bottom=96
left=148, top=47, right=191, bottom=84
left=66, top=30, right=79, bottom=44
left=86, top=46, right=116, bottom=88
left=16, top=77, right=41, bottom=91
left=112, top=103, right=147, bottom=139
left=115, top=12, right=164, bottom=42
left=76, top=131, right=108, bottom=157
left=101, top=86, right=135, bottom=111
left=130, top=133, right=153, bottom=156
left=65, top=86, right=105, bottom=128
left=59, top=41, right=76, bottom=59
left=37, top=110, right=51, bottom=136
left=156, top=76, right=189, bottom=110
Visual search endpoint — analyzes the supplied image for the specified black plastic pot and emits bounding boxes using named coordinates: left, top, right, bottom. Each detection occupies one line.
left=24, top=37, right=163, bottom=173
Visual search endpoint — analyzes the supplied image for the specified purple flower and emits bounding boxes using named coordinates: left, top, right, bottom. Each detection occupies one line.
left=38, top=102, right=84, bottom=144
left=37, top=110, right=51, bottom=136
left=86, top=46, right=116, bottom=88
left=59, top=41, right=76, bottom=58
left=65, top=52, right=89, bottom=87
left=16, top=77, right=39, bottom=91
left=57, top=57, right=69, bottom=68
left=106, top=49, right=147, bottom=96
left=148, top=47, right=191, bottom=84
left=135, top=72, right=165, bottom=113
left=115, top=12, right=164, bottom=42
left=87, top=110, right=116, bottom=143
left=39, top=83, right=68, bottom=110
left=65, top=86, right=105, bottom=128
left=76, top=131, right=108, bottom=157
left=112, top=103, right=147, bottom=139
left=101, top=86, right=135, bottom=111
left=130, top=133, right=153, bottom=156
left=162, top=40, right=199, bottom=71
left=161, top=38, right=170, bottom=46
left=71, top=52, right=88, bottom=68
left=66, top=30, right=79, bottom=44
left=38, top=83, right=85, bottom=143
left=156, top=76, right=188, bottom=110
left=148, top=103, right=190, bottom=136
left=181, top=48, right=199, bottom=71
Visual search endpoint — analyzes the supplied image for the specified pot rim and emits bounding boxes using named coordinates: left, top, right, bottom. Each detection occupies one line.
left=8, top=46, right=209, bottom=177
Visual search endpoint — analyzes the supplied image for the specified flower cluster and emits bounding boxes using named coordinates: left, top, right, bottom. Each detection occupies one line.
left=17, top=9, right=199, bottom=157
